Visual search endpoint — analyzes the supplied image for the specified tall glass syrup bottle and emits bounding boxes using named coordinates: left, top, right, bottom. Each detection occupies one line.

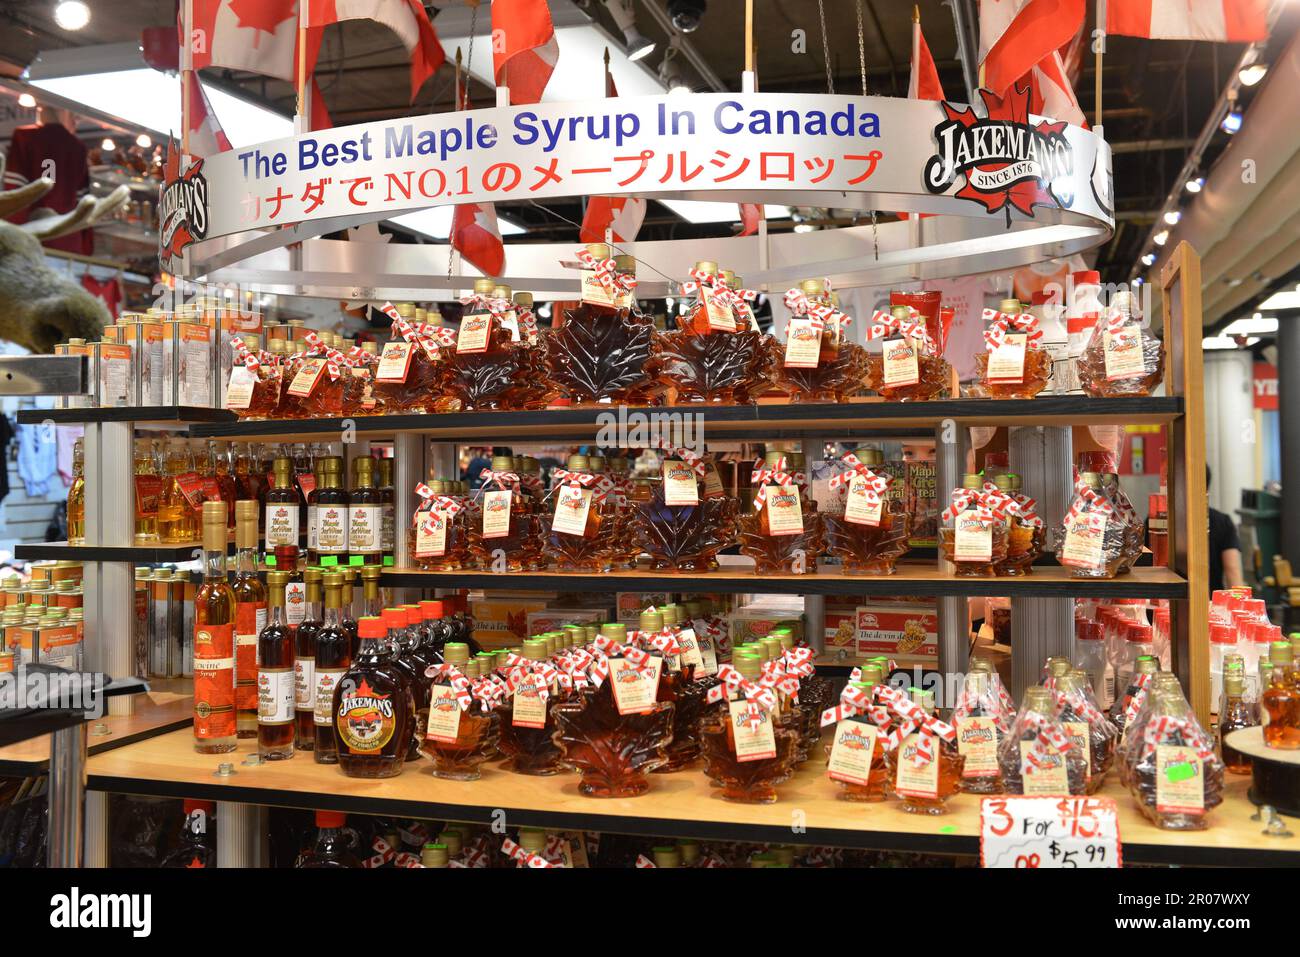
left=294, top=568, right=323, bottom=751
left=193, top=501, right=237, bottom=754
left=67, top=438, right=86, bottom=545
left=264, top=456, right=301, bottom=551
left=310, top=456, right=349, bottom=569
left=231, top=500, right=266, bottom=739
left=313, top=572, right=351, bottom=763
left=348, top=455, right=383, bottom=567
left=334, top=614, right=410, bottom=779
left=257, top=571, right=296, bottom=760
left=377, top=456, right=396, bottom=565
left=133, top=438, right=161, bottom=544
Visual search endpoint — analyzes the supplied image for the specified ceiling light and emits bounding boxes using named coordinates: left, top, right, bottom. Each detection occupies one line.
left=100, top=137, right=116, bottom=151
left=1163, top=210, right=1181, bottom=225
left=1185, top=176, right=1204, bottom=193
left=1222, top=314, right=1278, bottom=337
left=135, top=133, right=151, bottom=148
left=1202, top=336, right=1239, bottom=350
left=1141, top=253, right=1156, bottom=267
left=1221, top=110, right=1243, bottom=134
left=793, top=224, right=816, bottom=233
left=1153, top=230, right=1169, bottom=246
left=1239, top=63, right=1268, bottom=86
left=387, top=206, right=525, bottom=241
left=1260, top=285, right=1300, bottom=310
left=54, top=1, right=90, bottom=31
left=17, top=92, right=36, bottom=108
left=604, top=0, right=656, bottom=62
left=659, top=200, right=791, bottom=225
left=668, top=0, right=707, bottom=33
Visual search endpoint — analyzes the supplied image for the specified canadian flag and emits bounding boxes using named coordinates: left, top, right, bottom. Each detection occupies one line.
left=737, top=203, right=764, bottom=237
left=978, top=0, right=1086, bottom=95
left=305, top=0, right=445, bottom=100
left=492, top=0, right=560, bottom=105
left=452, top=87, right=505, bottom=276
left=1028, top=49, right=1086, bottom=127
left=1106, top=0, right=1268, bottom=42
left=186, top=73, right=233, bottom=157
left=580, top=73, right=646, bottom=243
left=908, top=17, right=945, bottom=101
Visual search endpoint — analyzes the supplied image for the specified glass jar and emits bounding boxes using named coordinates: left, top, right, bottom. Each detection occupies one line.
left=823, top=667, right=890, bottom=802
left=737, top=450, right=824, bottom=575
left=823, top=447, right=910, bottom=575
left=1055, top=472, right=1131, bottom=578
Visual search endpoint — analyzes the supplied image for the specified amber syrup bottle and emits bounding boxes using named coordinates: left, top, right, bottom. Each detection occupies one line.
left=652, top=605, right=709, bottom=773
left=699, top=652, right=797, bottom=803
left=774, top=278, right=868, bottom=402
left=158, top=438, right=202, bottom=544
left=543, top=453, right=618, bottom=572
left=888, top=688, right=964, bottom=814
left=264, top=457, right=301, bottom=551
left=313, top=573, right=351, bottom=763
left=1263, top=640, right=1300, bottom=749
left=825, top=667, right=890, bottom=802
left=376, top=456, right=396, bottom=566
left=739, top=450, right=823, bottom=575
left=230, top=500, right=266, bottom=739
left=442, top=278, right=527, bottom=411
left=997, top=687, right=1089, bottom=796
left=66, top=439, right=85, bottom=545
left=294, top=568, right=323, bottom=751
left=209, top=441, right=239, bottom=528
left=193, top=501, right=237, bottom=754
left=383, top=606, right=426, bottom=761
left=941, top=473, right=1008, bottom=577
left=471, top=455, right=542, bottom=572
left=497, top=638, right=565, bottom=775
left=976, top=298, right=1053, bottom=399
left=333, top=614, right=410, bottom=779
left=309, top=456, right=349, bottom=569
left=1218, top=672, right=1257, bottom=773
left=295, top=811, right=360, bottom=868
left=824, top=447, right=911, bottom=576
left=256, top=571, right=296, bottom=760
left=425, top=643, right=500, bottom=781
left=1058, top=670, right=1117, bottom=792
left=160, top=800, right=218, bottom=868
left=347, top=456, right=383, bottom=567
left=952, top=670, right=1003, bottom=794
left=340, top=569, right=361, bottom=657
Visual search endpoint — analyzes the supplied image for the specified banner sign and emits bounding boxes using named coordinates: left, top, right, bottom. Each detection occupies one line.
left=161, top=91, right=1113, bottom=264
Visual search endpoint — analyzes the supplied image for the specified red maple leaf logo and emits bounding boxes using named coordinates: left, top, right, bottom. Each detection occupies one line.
left=227, top=0, right=295, bottom=38
left=939, top=83, right=1069, bottom=222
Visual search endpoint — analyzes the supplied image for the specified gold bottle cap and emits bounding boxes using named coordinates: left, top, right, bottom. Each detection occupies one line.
left=491, top=284, right=512, bottom=301
left=613, top=255, right=636, bottom=275
left=377, top=457, right=393, bottom=483
left=692, top=260, right=718, bottom=276
left=961, top=473, right=982, bottom=490
left=1136, top=657, right=1159, bottom=676
left=359, top=565, right=382, bottom=582
left=566, top=453, right=590, bottom=470
left=1270, top=640, right=1293, bottom=665
left=607, top=456, right=629, bottom=470
left=1047, top=658, right=1071, bottom=678
left=472, top=277, right=496, bottom=295
left=421, top=844, right=449, bottom=868
left=513, top=292, right=534, bottom=308
left=523, top=639, right=548, bottom=661
left=964, top=671, right=989, bottom=694
left=1080, top=472, right=1102, bottom=488
left=660, top=604, right=680, bottom=626
left=585, top=242, right=611, bottom=260
left=518, top=829, right=547, bottom=854
left=464, top=659, right=480, bottom=680
left=522, top=456, right=540, bottom=472
left=860, top=664, right=885, bottom=686
left=1023, top=687, right=1054, bottom=711
left=443, top=642, right=470, bottom=666
left=652, top=846, right=681, bottom=868
left=1008, top=473, right=1023, bottom=490
left=582, top=625, right=597, bottom=642
left=490, top=454, right=515, bottom=471
left=734, top=653, right=762, bottom=680
left=852, top=447, right=884, bottom=466
left=587, top=455, right=606, bottom=471
left=890, top=305, right=911, bottom=320
left=784, top=451, right=805, bottom=469
left=1056, top=673, right=1081, bottom=695
left=770, top=845, right=795, bottom=867
left=763, top=449, right=789, bottom=467
left=800, top=278, right=826, bottom=296
left=719, top=268, right=736, bottom=286
left=1224, top=673, right=1245, bottom=696
left=638, top=609, right=664, bottom=633
left=994, top=473, right=1014, bottom=491
left=682, top=600, right=702, bottom=619
left=600, top=622, right=628, bottom=641
left=761, top=638, right=782, bottom=661
left=437, top=831, right=463, bottom=857
left=395, top=302, right=415, bottom=319
left=153, top=568, right=172, bottom=581
left=998, top=298, right=1021, bottom=314
left=430, top=480, right=446, bottom=495
left=320, top=456, right=342, bottom=474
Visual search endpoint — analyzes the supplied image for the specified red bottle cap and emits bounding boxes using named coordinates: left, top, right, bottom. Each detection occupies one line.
left=273, top=544, right=299, bottom=566
left=183, top=799, right=216, bottom=814
left=1077, top=450, right=1118, bottom=474
left=1030, top=289, right=1059, bottom=305
left=1075, top=620, right=1103, bottom=641
left=420, top=600, right=444, bottom=620
left=357, top=616, right=386, bottom=639
left=1242, top=599, right=1267, bottom=616
left=382, top=607, right=407, bottom=629
left=1127, top=623, right=1152, bottom=643
left=315, top=810, right=346, bottom=828
left=1209, top=623, right=1237, bottom=645
left=1072, top=270, right=1101, bottom=284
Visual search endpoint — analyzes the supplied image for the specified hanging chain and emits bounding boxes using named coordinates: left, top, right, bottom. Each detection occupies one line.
left=856, top=1, right=868, bottom=96
left=448, top=2, right=482, bottom=282
left=817, top=0, right=834, bottom=94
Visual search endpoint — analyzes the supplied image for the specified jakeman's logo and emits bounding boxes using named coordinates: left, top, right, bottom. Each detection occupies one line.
left=923, top=84, right=1073, bottom=223
left=158, top=138, right=209, bottom=274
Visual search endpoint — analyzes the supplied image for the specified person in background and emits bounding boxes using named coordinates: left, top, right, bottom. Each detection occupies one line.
left=1207, top=465, right=1244, bottom=593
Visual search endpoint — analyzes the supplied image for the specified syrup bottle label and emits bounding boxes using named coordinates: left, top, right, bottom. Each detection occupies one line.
left=226, top=366, right=256, bottom=409
left=316, top=505, right=349, bottom=553
left=882, top=337, right=920, bottom=387
left=551, top=485, right=593, bottom=536
left=258, top=667, right=296, bottom=725
left=512, top=673, right=548, bottom=728
left=702, top=463, right=725, bottom=497
left=704, top=290, right=737, bottom=332
left=955, top=715, right=999, bottom=777
left=235, top=602, right=266, bottom=712
left=295, top=657, right=316, bottom=711
left=481, top=489, right=513, bottom=539
left=381, top=504, right=396, bottom=551
left=695, top=631, right=719, bottom=676
left=662, top=461, right=700, bottom=506
left=1019, top=740, right=1070, bottom=795
left=297, top=473, right=316, bottom=498
left=827, top=718, right=878, bottom=785
left=425, top=683, right=464, bottom=743
left=348, top=505, right=381, bottom=552
left=498, top=310, right=521, bottom=341
left=894, top=732, right=940, bottom=798
left=193, top=622, right=236, bottom=740
left=765, top=487, right=805, bottom=536
left=581, top=270, right=619, bottom=307
left=1063, top=721, right=1092, bottom=780
left=844, top=474, right=883, bottom=526
left=783, top=317, right=823, bottom=368
left=314, top=668, right=346, bottom=725
left=1061, top=512, right=1106, bottom=569
left=1104, top=328, right=1146, bottom=380
left=285, top=582, right=306, bottom=626
left=415, top=509, right=448, bottom=557
left=953, top=511, right=992, bottom=562
left=265, top=503, right=299, bottom=547
left=987, top=333, right=1028, bottom=384
left=336, top=678, right=397, bottom=754
left=375, top=342, right=414, bottom=382
left=676, top=627, right=703, bottom=669
left=457, top=313, right=493, bottom=353
left=1155, top=744, right=1205, bottom=815
left=728, top=696, right=778, bottom=762
left=609, top=656, right=661, bottom=715
left=307, top=505, right=318, bottom=551
left=287, top=358, right=327, bottom=398
left=176, top=473, right=206, bottom=511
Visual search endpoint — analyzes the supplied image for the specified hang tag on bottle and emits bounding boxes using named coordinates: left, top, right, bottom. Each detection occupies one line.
left=1063, top=722, right=1092, bottom=782
left=511, top=672, right=548, bottom=728
left=1155, top=745, right=1205, bottom=815
left=844, top=473, right=883, bottom=527
left=609, top=657, right=658, bottom=715
left=457, top=313, right=492, bottom=353
left=1019, top=741, right=1070, bottom=795
left=675, top=627, right=703, bottom=669
left=728, top=694, right=778, bottom=762
left=480, top=489, right=513, bottom=539
left=783, top=317, right=823, bottom=368
left=702, top=462, right=725, bottom=497
left=953, top=511, right=992, bottom=562
left=894, top=732, right=941, bottom=799
left=882, top=337, right=920, bottom=387
left=498, top=310, right=521, bottom=341
left=827, top=718, right=878, bottom=785
left=551, top=485, right=592, bottom=535
left=225, top=365, right=256, bottom=409
left=414, top=509, right=447, bottom=558
left=765, top=486, right=805, bottom=535
left=693, top=622, right=719, bottom=676
left=425, top=683, right=463, bottom=743
left=703, top=290, right=736, bottom=332
left=662, top=460, right=700, bottom=506
left=987, top=333, right=1028, bottom=384
left=956, top=716, right=1000, bottom=777
left=175, top=472, right=206, bottom=510
left=581, top=270, right=619, bottom=308
left=1061, top=512, right=1106, bottom=570
left=287, top=358, right=326, bottom=397
left=1104, top=328, right=1146, bottom=380
left=375, top=341, right=414, bottom=383
left=134, top=474, right=162, bottom=518
left=297, top=472, right=316, bottom=498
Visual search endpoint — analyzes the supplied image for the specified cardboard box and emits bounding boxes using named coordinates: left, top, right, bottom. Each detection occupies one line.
left=825, top=607, right=858, bottom=650
left=729, top=597, right=805, bottom=645
left=471, top=596, right=551, bottom=649
left=526, top=606, right=610, bottom=636
left=856, top=602, right=939, bottom=658
left=616, top=592, right=672, bottom=622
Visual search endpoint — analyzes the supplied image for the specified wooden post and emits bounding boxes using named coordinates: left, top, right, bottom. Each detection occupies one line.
left=745, top=0, right=754, bottom=74
left=296, top=0, right=310, bottom=132
left=180, top=0, right=193, bottom=159
left=1095, top=0, right=1105, bottom=127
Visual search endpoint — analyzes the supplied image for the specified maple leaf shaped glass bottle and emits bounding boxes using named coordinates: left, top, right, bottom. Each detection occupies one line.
left=470, top=455, right=543, bottom=572
left=226, top=334, right=281, bottom=420
left=865, top=304, right=952, bottom=401
left=543, top=453, right=620, bottom=572
left=823, top=665, right=891, bottom=802
left=643, top=606, right=709, bottom=773
left=1056, top=670, right=1119, bottom=792
left=443, top=279, right=529, bottom=410
left=555, top=623, right=675, bottom=797
left=991, top=472, right=1045, bottom=575
left=509, top=291, right=559, bottom=411
left=1078, top=290, right=1165, bottom=397
left=371, top=301, right=445, bottom=414
left=410, top=479, right=472, bottom=570
left=547, top=244, right=654, bottom=405
left=772, top=279, right=870, bottom=402
left=974, top=298, right=1053, bottom=399
left=823, top=447, right=911, bottom=575
left=648, top=260, right=772, bottom=404
left=738, top=451, right=824, bottom=575
left=951, top=670, right=1006, bottom=795
left=630, top=454, right=735, bottom=572
left=886, top=688, right=964, bottom=815
left=1055, top=472, right=1130, bottom=579
left=1131, top=688, right=1224, bottom=830
left=939, top=474, right=1008, bottom=577
left=699, top=653, right=798, bottom=803
left=423, top=642, right=501, bottom=781
left=996, top=687, right=1089, bottom=796
left=496, top=638, right=567, bottom=775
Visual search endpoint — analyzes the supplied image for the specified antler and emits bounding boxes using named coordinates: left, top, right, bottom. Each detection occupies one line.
left=0, top=178, right=55, bottom=219
left=20, top=184, right=131, bottom=242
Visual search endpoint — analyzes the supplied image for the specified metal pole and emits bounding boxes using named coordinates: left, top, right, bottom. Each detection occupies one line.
left=945, top=0, right=979, bottom=103
left=47, top=724, right=88, bottom=868
left=1279, top=314, right=1300, bottom=567
left=936, top=419, right=971, bottom=677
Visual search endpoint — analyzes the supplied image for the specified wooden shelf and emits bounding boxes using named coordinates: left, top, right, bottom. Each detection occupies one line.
left=84, top=728, right=1297, bottom=866
left=381, top=564, right=1189, bottom=599
left=187, top=397, right=1183, bottom=443
left=0, top=692, right=191, bottom=776
left=16, top=407, right=234, bottom=428
left=16, top=541, right=209, bottom=563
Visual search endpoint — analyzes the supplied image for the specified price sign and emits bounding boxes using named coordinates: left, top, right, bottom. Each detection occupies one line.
left=980, top=796, right=1121, bottom=869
